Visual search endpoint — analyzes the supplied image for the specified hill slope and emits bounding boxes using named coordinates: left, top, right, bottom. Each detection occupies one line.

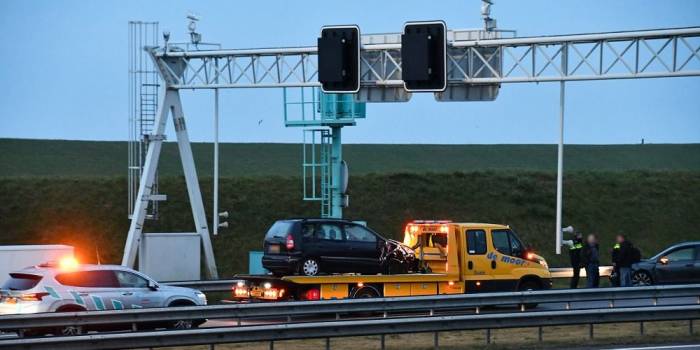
left=1, top=139, right=699, bottom=177
left=1, top=171, right=698, bottom=275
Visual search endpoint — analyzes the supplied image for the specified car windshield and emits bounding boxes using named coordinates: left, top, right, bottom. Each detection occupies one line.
left=1, top=273, right=42, bottom=291
left=265, top=221, right=295, bottom=239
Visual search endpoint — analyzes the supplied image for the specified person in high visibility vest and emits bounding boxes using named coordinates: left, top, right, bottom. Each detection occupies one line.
left=563, top=231, right=584, bottom=288
left=613, top=234, right=637, bottom=287
left=611, top=242, right=621, bottom=287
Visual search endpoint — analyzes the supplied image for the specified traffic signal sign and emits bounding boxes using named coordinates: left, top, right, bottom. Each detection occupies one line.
left=317, top=25, right=361, bottom=93
left=401, top=21, right=447, bottom=92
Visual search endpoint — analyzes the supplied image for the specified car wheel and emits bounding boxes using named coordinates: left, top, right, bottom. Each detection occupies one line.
left=167, top=301, right=198, bottom=329
left=632, top=271, right=653, bottom=286
left=54, top=325, right=83, bottom=336
left=53, top=305, right=85, bottom=336
left=518, top=280, right=541, bottom=309
left=353, top=287, right=380, bottom=298
left=300, top=258, right=321, bottom=276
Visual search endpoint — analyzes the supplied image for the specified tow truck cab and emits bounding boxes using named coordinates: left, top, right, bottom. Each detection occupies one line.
left=404, top=221, right=551, bottom=293
left=233, top=221, right=551, bottom=301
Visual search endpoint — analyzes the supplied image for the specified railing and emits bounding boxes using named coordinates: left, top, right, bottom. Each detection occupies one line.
left=0, top=304, right=698, bottom=350
left=0, top=284, right=697, bottom=333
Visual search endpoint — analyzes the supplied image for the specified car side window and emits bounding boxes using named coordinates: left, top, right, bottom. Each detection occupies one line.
left=491, top=230, right=512, bottom=256
left=115, top=271, right=149, bottom=288
left=56, top=270, right=119, bottom=288
left=317, top=224, right=344, bottom=241
left=345, top=225, right=377, bottom=243
left=466, top=230, right=487, bottom=255
left=302, top=223, right=316, bottom=241
left=665, top=247, right=695, bottom=262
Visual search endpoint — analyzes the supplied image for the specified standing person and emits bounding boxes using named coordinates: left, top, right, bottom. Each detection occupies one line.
left=581, top=234, right=600, bottom=288
left=562, top=232, right=584, bottom=288
left=611, top=241, right=621, bottom=287
left=615, top=234, right=635, bottom=287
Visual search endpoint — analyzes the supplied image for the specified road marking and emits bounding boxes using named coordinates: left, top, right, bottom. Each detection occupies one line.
left=609, top=345, right=700, bottom=350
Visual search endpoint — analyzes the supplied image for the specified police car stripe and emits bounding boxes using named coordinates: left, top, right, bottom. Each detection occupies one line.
left=44, top=286, right=60, bottom=299
left=111, top=299, right=124, bottom=310
left=69, top=291, right=85, bottom=305
left=91, top=296, right=105, bottom=310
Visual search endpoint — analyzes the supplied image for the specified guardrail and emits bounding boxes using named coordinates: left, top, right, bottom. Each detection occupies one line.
left=1, top=305, right=698, bottom=350
left=0, top=284, right=697, bottom=332
left=167, top=266, right=615, bottom=292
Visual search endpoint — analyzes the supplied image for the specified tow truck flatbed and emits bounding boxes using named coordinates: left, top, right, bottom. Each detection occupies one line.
left=232, top=222, right=551, bottom=301
left=283, top=273, right=455, bottom=284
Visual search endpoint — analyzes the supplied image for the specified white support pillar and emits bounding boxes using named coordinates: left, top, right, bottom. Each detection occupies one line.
left=555, top=81, right=565, bottom=255
left=213, top=88, right=220, bottom=235
left=122, top=88, right=172, bottom=268
left=170, top=92, right=220, bottom=279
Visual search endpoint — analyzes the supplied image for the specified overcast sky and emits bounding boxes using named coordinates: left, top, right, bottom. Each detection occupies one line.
left=1, top=0, right=699, bottom=144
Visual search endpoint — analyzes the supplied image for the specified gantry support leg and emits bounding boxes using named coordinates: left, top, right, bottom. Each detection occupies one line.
left=123, top=88, right=219, bottom=279
left=123, top=88, right=173, bottom=269
left=171, top=92, right=219, bottom=279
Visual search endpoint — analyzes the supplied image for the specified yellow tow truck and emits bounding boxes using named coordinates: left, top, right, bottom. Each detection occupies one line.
left=233, top=221, right=551, bottom=301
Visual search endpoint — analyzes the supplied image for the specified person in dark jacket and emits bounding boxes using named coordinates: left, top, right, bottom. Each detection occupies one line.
left=563, top=232, right=584, bottom=288
left=614, top=234, right=635, bottom=287
left=581, top=234, right=600, bottom=288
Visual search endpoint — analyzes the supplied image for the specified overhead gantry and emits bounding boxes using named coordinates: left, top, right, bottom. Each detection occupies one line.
left=124, top=23, right=700, bottom=278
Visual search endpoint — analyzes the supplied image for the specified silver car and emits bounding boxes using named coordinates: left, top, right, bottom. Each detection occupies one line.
left=0, top=262, right=207, bottom=335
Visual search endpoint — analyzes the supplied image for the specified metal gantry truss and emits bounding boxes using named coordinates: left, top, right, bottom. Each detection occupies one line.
left=151, top=27, right=700, bottom=90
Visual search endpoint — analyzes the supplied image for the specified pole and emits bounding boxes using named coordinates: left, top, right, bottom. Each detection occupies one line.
left=555, top=81, right=565, bottom=255
left=213, top=88, right=220, bottom=235
left=330, top=126, right=343, bottom=218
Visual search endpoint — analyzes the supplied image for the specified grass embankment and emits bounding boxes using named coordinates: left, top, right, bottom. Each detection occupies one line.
left=2, top=139, right=700, bottom=178
left=162, top=321, right=700, bottom=349
left=1, top=171, right=698, bottom=275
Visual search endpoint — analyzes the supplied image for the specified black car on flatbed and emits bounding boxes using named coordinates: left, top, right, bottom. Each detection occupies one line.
left=262, top=218, right=415, bottom=276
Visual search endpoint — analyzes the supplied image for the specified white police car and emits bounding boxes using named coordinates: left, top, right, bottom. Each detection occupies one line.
left=0, top=259, right=207, bottom=335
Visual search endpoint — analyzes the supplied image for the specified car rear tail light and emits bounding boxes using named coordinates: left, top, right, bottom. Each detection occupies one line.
left=232, top=286, right=249, bottom=298
left=263, top=288, right=285, bottom=300
left=285, top=234, right=295, bottom=250
left=305, top=288, right=320, bottom=300
left=19, top=292, right=49, bottom=301
left=232, top=281, right=249, bottom=298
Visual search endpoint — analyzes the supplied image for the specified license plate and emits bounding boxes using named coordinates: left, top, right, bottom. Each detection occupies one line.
left=250, top=288, right=263, bottom=297
left=268, top=244, right=280, bottom=253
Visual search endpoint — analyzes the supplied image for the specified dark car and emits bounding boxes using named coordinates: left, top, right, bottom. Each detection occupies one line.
left=631, top=241, right=700, bottom=286
left=261, top=219, right=416, bottom=276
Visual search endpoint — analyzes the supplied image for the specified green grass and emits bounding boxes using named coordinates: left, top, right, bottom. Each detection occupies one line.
left=1, top=138, right=699, bottom=178
left=1, top=171, right=698, bottom=276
